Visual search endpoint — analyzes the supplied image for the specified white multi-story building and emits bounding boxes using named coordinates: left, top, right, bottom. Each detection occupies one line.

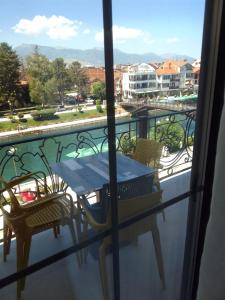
left=122, top=60, right=197, bottom=100
left=179, top=62, right=194, bottom=89
left=156, top=60, right=194, bottom=95
left=122, top=63, right=158, bottom=100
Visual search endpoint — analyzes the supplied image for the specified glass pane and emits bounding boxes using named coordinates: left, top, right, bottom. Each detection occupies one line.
left=112, top=0, right=205, bottom=194
left=0, top=242, right=112, bottom=300
left=112, top=0, right=205, bottom=299
left=119, top=198, right=189, bottom=300
left=0, top=1, right=115, bottom=299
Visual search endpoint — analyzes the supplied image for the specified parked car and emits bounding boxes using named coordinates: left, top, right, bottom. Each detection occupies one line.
left=86, top=98, right=94, bottom=105
left=57, top=105, right=66, bottom=112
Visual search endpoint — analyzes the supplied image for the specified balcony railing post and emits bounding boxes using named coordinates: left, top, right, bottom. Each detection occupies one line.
left=138, top=116, right=148, bottom=138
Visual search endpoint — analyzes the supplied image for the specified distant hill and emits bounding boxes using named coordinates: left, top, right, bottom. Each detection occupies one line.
left=14, top=44, right=195, bottom=66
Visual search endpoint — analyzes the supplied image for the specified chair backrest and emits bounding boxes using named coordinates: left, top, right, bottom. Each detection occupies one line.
left=0, top=176, right=21, bottom=213
left=117, top=190, right=161, bottom=241
left=84, top=174, right=155, bottom=226
left=133, top=138, right=163, bottom=167
left=100, top=174, right=155, bottom=224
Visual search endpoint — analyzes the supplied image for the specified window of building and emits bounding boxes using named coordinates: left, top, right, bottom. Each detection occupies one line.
left=163, top=75, right=171, bottom=80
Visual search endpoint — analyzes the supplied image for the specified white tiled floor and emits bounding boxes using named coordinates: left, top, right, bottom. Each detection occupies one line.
left=0, top=170, right=191, bottom=300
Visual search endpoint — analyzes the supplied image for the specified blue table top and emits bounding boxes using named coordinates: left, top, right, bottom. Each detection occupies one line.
left=51, top=152, right=155, bottom=196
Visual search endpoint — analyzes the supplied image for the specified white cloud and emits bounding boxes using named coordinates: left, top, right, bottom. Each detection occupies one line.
left=12, top=15, right=82, bottom=40
left=166, top=37, right=179, bottom=43
left=95, top=25, right=144, bottom=43
left=83, top=28, right=90, bottom=34
left=143, top=33, right=155, bottom=45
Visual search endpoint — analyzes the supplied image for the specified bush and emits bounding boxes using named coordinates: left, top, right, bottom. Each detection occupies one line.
left=120, top=135, right=136, bottom=156
left=187, top=136, right=194, bottom=146
left=20, top=118, right=27, bottom=123
left=11, top=118, right=17, bottom=123
left=77, top=106, right=83, bottom=113
left=96, top=99, right=103, bottom=113
left=18, top=113, right=24, bottom=119
left=96, top=104, right=103, bottom=113
left=96, top=99, right=101, bottom=106
left=31, top=109, right=57, bottom=121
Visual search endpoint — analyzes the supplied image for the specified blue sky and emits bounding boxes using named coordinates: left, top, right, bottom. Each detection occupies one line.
left=0, top=0, right=205, bottom=58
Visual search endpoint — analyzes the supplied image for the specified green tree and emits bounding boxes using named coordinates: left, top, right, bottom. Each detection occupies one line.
left=91, top=81, right=106, bottom=100
left=52, top=58, right=71, bottom=105
left=26, top=50, right=54, bottom=106
left=0, top=43, right=21, bottom=109
left=68, top=61, right=89, bottom=98
left=151, top=120, right=184, bottom=153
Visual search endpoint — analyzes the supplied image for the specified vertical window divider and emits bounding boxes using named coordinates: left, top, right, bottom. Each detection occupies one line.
left=102, top=1, right=120, bottom=300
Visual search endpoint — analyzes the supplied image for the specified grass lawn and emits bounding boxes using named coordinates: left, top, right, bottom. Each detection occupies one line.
left=0, top=109, right=106, bottom=132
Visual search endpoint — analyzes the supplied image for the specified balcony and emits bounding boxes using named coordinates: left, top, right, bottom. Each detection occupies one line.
left=0, top=111, right=195, bottom=299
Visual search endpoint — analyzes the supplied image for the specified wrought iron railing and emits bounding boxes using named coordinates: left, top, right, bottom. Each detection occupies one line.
left=0, top=110, right=195, bottom=185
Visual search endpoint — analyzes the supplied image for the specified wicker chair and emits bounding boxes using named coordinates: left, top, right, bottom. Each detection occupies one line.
left=0, top=172, right=81, bottom=300
left=79, top=177, right=165, bottom=300
left=133, top=138, right=165, bottom=220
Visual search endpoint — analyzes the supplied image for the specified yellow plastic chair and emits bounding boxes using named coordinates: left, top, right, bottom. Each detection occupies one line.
left=79, top=184, right=165, bottom=300
left=133, top=138, right=165, bottom=220
left=0, top=172, right=81, bottom=300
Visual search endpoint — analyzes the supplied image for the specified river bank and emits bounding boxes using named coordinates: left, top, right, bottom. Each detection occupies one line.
left=0, top=111, right=129, bottom=139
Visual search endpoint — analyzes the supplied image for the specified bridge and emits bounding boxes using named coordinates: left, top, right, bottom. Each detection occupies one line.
left=120, top=100, right=197, bottom=112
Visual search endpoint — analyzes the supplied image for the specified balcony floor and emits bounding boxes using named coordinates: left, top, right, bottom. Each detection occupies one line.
left=0, top=170, right=191, bottom=300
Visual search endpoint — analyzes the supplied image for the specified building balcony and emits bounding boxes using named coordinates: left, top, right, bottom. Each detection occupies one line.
left=128, top=87, right=158, bottom=93
left=0, top=111, right=195, bottom=299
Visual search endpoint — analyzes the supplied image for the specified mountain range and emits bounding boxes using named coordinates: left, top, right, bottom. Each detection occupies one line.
left=14, top=44, right=196, bottom=66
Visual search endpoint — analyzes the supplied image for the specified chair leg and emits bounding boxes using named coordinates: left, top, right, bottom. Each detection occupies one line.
left=53, top=226, right=58, bottom=238
left=151, top=222, right=166, bottom=289
left=16, top=237, right=25, bottom=300
left=68, top=220, right=82, bottom=267
left=82, top=218, right=89, bottom=263
left=161, top=209, right=166, bottom=222
left=57, top=225, right=60, bottom=235
left=3, top=221, right=12, bottom=262
left=99, top=243, right=109, bottom=300
left=74, top=215, right=84, bottom=264
left=21, top=235, right=32, bottom=291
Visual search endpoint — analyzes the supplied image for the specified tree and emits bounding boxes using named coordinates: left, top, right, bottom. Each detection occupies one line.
left=0, top=43, right=21, bottom=109
left=68, top=61, right=89, bottom=98
left=52, top=58, right=71, bottom=105
left=91, top=81, right=106, bottom=100
left=26, top=50, right=54, bottom=106
left=151, top=120, right=184, bottom=153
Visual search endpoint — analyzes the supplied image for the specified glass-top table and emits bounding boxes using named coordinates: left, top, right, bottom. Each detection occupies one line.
left=51, top=152, right=155, bottom=196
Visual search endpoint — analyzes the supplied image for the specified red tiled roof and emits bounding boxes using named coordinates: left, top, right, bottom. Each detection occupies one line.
left=156, top=68, right=179, bottom=75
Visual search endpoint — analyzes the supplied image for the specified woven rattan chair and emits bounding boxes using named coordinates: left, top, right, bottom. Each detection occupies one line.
left=133, top=138, right=165, bottom=220
left=0, top=172, right=81, bottom=300
left=79, top=177, right=165, bottom=300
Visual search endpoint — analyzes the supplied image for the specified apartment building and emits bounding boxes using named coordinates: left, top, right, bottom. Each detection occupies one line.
left=122, top=60, right=198, bottom=100
left=156, top=60, right=194, bottom=93
left=122, top=63, right=158, bottom=100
